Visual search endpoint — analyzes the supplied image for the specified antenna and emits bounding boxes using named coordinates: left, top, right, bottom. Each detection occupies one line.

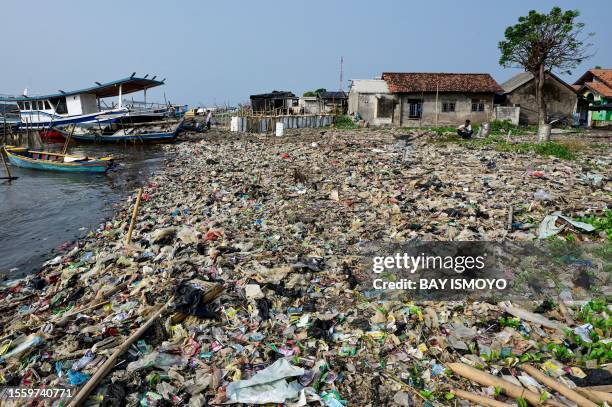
left=339, top=56, right=344, bottom=92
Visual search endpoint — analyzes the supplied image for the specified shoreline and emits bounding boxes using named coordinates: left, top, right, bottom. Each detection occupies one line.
left=1, top=128, right=610, bottom=405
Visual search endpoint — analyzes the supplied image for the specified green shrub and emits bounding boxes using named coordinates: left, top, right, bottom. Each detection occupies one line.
left=335, top=115, right=359, bottom=130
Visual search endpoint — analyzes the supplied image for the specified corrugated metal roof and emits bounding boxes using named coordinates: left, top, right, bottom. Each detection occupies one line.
left=0, top=76, right=164, bottom=102
left=500, top=72, right=533, bottom=93
left=500, top=71, right=576, bottom=94
left=349, top=79, right=390, bottom=94
left=320, top=91, right=347, bottom=99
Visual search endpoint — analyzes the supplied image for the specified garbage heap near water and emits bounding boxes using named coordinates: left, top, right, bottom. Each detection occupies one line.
left=0, top=128, right=610, bottom=406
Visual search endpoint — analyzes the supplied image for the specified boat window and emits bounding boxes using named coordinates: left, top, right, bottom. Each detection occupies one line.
left=50, top=97, right=67, bottom=114
left=44, top=100, right=51, bottom=110
left=37, top=101, right=44, bottom=110
left=17, top=102, right=24, bottom=110
left=25, top=101, right=31, bottom=110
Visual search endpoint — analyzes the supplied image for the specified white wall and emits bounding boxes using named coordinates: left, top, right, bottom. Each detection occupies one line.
left=66, top=95, right=83, bottom=116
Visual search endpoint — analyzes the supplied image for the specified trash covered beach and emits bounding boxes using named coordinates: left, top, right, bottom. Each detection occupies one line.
left=1, top=128, right=610, bottom=406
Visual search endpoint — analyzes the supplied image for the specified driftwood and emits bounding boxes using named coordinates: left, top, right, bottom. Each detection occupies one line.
left=447, top=363, right=564, bottom=406
left=69, top=283, right=223, bottom=405
left=520, top=365, right=598, bottom=407
left=67, top=301, right=172, bottom=407
left=575, top=388, right=612, bottom=404
left=501, top=305, right=568, bottom=332
left=451, top=388, right=513, bottom=407
left=126, top=187, right=144, bottom=244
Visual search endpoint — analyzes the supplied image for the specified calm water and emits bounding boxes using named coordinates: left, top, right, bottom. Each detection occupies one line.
left=0, top=141, right=166, bottom=278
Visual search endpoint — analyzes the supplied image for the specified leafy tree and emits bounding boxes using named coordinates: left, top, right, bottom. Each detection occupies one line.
left=498, top=7, right=593, bottom=140
left=303, top=88, right=327, bottom=97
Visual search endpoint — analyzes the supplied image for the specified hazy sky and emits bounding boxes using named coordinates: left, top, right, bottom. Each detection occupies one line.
left=2, top=0, right=610, bottom=106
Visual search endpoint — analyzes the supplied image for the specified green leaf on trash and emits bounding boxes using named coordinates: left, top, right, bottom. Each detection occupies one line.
left=516, top=397, right=528, bottom=407
left=444, top=392, right=455, bottom=400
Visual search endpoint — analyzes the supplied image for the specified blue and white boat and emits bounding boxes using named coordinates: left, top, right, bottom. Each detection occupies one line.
left=0, top=75, right=166, bottom=130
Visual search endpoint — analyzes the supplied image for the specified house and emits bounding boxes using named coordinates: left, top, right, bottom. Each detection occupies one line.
left=499, top=72, right=577, bottom=125
left=319, top=91, right=347, bottom=114
left=250, top=91, right=298, bottom=115
left=573, top=68, right=612, bottom=127
left=299, top=96, right=320, bottom=114
left=381, top=72, right=503, bottom=127
left=347, top=79, right=394, bottom=125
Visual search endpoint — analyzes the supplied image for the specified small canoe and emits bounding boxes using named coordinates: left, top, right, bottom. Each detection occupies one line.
left=4, top=146, right=113, bottom=173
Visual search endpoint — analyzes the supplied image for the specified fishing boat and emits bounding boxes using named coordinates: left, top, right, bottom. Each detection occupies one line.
left=0, top=75, right=166, bottom=130
left=59, top=119, right=183, bottom=144
left=3, top=146, right=113, bottom=173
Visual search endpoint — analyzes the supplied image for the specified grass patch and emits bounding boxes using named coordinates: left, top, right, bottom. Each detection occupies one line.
left=431, top=134, right=577, bottom=160
left=576, top=210, right=612, bottom=241
left=334, top=115, right=359, bottom=130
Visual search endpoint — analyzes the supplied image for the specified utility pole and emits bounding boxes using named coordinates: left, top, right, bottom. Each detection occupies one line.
left=339, top=56, right=344, bottom=92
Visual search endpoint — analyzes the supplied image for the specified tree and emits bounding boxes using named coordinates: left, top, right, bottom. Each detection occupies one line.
left=498, top=7, right=593, bottom=141
left=303, top=88, right=327, bottom=97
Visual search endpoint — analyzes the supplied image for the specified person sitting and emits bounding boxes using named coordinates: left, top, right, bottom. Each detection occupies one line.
left=457, top=120, right=473, bottom=139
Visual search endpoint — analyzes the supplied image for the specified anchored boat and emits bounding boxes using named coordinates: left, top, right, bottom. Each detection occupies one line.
left=3, top=146, right=113, bottom=173
left=59, top=119, right=183, bottom=144
left=0, top=75, right=166, bottom=130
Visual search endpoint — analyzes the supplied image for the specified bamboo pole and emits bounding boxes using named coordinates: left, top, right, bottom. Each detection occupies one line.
left=520, top=365, right=598, bottom=407
left=67, top=301, right=171, bottom=407
left=0, top=148, right=16, bottom=181
left=447, top=363, right=563, bottom=406
left=575, top=388, right=612, bottom=405
left=125, top=187, right=144, bottom=244
left=451, top=388, right=513, bottom=407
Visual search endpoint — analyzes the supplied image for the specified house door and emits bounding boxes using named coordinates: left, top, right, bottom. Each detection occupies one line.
left=402, top=98, right=422, bottom=125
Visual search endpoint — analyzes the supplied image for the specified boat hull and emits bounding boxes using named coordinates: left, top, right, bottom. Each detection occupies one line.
left=5, top=148, right=112, bottom=173
left=70, top=131, right=178, bottom=143
left=17, top=109, right=128, bottom=130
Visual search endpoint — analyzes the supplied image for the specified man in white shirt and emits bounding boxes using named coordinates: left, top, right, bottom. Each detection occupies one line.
left=457, top=119, right=473, bottom=139
left=205, top=110, right=213, bottom=130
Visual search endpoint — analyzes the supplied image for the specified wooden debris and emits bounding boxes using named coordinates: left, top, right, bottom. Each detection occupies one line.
left=520, top=364, right=598, bottom=407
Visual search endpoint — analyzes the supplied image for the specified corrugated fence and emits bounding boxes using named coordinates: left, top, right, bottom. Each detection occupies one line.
left=230, top=115, right=335, bottom=133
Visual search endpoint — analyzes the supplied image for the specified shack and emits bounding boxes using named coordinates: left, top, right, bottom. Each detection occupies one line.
left=319, top=91, right=347, bottom=114
left=499, top=71, right=577, bottom=125
left=347, top=79, right=395, bottom=125
left=573, top=68, right=612, bottom=128
left=250, top=91, right=297, bottom=115
left=381, top=72, right=503, bottom=127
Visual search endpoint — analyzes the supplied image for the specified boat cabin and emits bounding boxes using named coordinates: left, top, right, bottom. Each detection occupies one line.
left=0, top=75, right=165, bottom=128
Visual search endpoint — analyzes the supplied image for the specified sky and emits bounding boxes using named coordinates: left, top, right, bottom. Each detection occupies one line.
left=1, top=0, right=610, bottom=107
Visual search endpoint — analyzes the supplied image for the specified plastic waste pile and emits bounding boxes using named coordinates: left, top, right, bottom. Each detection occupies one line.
left=0, top=128, right=609, bottom=406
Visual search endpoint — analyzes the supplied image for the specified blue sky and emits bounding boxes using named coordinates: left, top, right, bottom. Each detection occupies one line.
left=2, top=0, right=610, bottom=106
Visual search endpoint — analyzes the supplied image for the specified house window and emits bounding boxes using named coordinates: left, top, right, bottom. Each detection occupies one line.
left=471, top=99, right=485, bottom=112
left=407, top=99, right=422, bottom=118
left=442, top=101, right=455, bottom=112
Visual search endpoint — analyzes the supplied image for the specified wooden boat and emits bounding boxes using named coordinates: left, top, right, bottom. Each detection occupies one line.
left=59, top=119, right=183, bottom=144
left=3, top=146, right=113, bottom=173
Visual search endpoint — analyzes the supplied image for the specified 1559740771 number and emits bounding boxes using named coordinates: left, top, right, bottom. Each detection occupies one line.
left=0, top=387, right=74, bottom=400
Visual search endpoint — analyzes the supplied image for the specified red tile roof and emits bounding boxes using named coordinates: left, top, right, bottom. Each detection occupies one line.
left=382, top=72, right=504, bottom=94
left=590, top=69, right=612, bottom=87
left=583, top=81, right=612, bottom=98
